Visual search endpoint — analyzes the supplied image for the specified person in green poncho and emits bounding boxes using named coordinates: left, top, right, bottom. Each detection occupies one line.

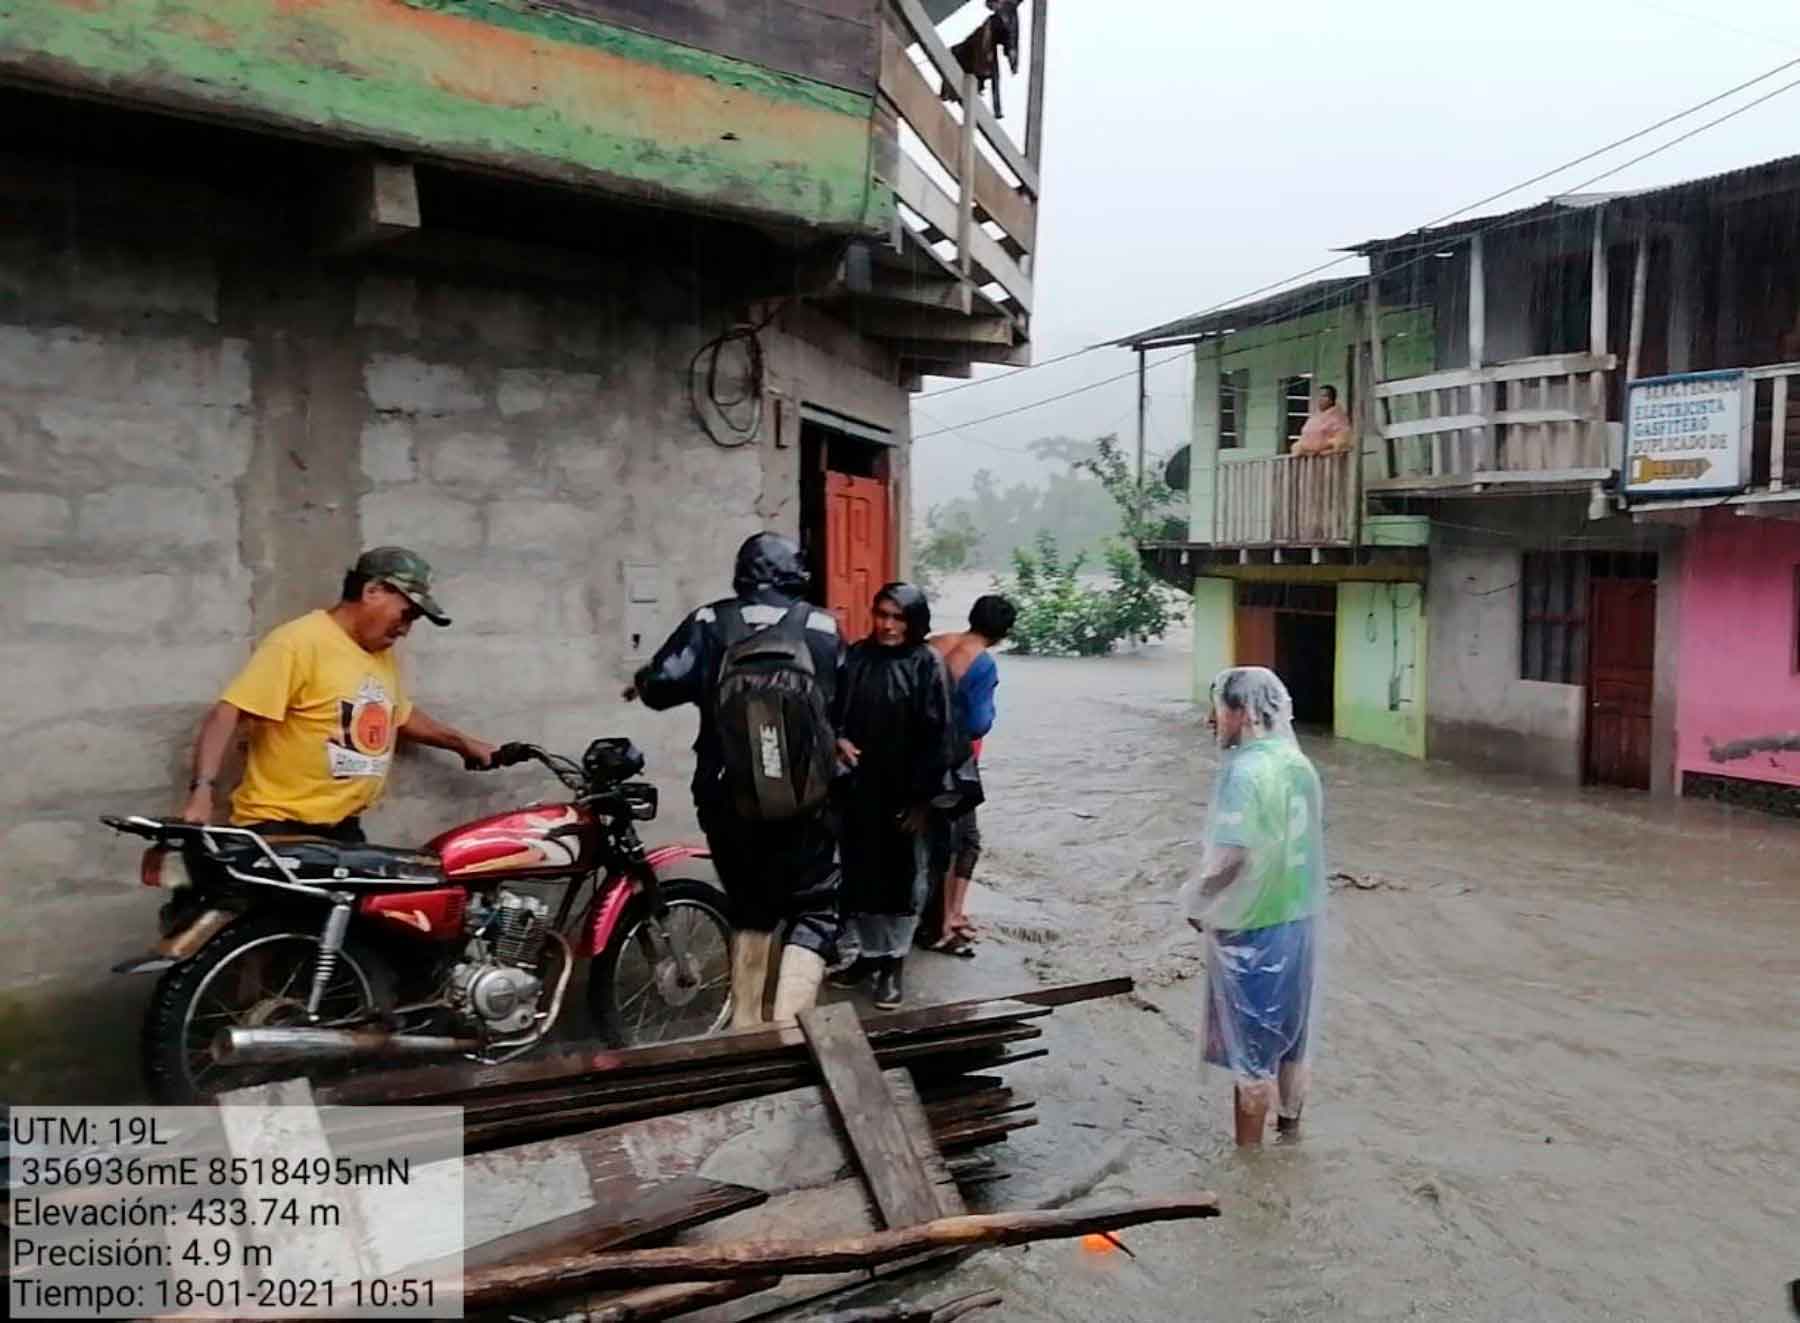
left=1182, top=666, right=1326, bottom=1147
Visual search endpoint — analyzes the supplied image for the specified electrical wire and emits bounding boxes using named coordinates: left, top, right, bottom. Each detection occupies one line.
left=688, top=305, right=781, bottom=449
left=915, top=47, right=1800, bottom=409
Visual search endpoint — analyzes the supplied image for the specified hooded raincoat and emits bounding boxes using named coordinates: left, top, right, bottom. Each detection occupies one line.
left=633, top=533, right=843, bottom=953
left=1182, top=666, right=1326, bottom=1114
left=836, top=584, right=956, bottom=958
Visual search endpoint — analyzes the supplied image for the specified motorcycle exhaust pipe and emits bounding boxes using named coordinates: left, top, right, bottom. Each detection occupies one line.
left=213, top=1026, right=480, bottom=1066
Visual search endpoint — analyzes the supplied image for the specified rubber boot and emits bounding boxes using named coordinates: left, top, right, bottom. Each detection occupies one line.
left=1233, top=1081, right=1275, bottom=1147
left=729, top=930, right=775, bottom=1030
left=870, top=955, right=904, bottom=1011
left=1275, top=1061, right=1308, bottom=1140
left=770, top=946, right=826, bottom=1024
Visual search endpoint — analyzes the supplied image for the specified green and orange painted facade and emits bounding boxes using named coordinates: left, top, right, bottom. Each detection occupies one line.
left=0, top=0, right=893, bottom=233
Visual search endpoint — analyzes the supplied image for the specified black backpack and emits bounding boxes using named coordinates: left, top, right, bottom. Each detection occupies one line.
left=713, top=603, right=836, bottom=821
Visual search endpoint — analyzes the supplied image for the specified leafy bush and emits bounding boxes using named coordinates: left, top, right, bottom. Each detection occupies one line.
left=995, top=531, right=1177, bottom=657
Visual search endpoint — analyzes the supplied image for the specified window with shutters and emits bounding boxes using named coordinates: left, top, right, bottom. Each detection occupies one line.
left=1520, top=551, right=1587, bottom=684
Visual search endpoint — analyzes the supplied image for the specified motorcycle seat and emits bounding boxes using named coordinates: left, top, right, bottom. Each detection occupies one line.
left=215, top=834, right=446, bottom=886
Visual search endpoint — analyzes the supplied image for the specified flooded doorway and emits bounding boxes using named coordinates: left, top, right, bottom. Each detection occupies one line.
left=1235, top=582, right=1338, bottom=728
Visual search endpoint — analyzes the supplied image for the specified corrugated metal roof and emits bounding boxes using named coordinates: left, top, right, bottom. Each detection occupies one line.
left=1111, top=276, right=1366, bottom=348
left=1349, top=151, right=1800, bottom=254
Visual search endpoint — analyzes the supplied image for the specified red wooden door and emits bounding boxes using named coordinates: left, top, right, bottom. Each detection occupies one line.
left=1585, top=577, right=1656, bottom=789
left=1234, top=606, right=1278, bottom=669
left=825, top=471, right=891, bottom=643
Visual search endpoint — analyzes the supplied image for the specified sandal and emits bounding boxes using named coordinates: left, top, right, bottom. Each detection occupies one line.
left=927, top=932, right=977, bottom=958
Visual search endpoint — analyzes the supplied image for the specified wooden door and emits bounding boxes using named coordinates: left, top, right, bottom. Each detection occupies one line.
left=825, top=471, right=891, bottom=643
left=1234, top=606, right=1277, bottom=669
left=1585, top=577, right=1656, bottom=789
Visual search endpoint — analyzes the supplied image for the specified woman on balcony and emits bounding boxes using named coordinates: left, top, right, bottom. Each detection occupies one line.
left=1290, top=384, right=1354, bottom=456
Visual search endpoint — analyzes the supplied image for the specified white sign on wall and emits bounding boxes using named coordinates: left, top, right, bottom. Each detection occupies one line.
left=1623, top=370, right=1750, bottom=497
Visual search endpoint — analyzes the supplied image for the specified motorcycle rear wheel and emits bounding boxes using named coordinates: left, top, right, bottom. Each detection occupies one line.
left=589, top=879, right=732, bottom=1048
left=143, top=913, right=396, bottom=1104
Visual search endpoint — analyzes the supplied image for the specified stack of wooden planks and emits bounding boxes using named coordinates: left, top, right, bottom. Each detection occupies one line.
left=315, top=980, right=1134, bottom=1163
left=13, top=979, right=1219, bottom=1322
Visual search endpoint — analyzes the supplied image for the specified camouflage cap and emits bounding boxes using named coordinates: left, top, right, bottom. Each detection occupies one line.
left=354, top=546, right=450, bottom=626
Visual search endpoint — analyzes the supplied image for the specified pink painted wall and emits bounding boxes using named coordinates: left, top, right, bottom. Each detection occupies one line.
left=1678, top=512, right=1800, bottom=787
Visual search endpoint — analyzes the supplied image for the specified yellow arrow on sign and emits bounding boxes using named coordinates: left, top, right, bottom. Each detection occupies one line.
left=1630, top=455, right=1712, bottom=484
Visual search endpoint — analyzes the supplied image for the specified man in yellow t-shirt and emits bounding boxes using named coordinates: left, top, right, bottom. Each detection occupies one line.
left=178, top=547, right=496, bottom=843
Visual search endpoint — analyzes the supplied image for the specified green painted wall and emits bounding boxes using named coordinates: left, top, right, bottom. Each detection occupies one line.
left=0, top=0, right=889, bottom=234
left=1188, top=305, right=1435, bottom=539
left=1334, top=581, right=1427, bottom=757
left=1190, top=577, right=1235, bottom=705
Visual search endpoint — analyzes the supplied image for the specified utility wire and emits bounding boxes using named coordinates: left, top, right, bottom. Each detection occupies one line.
left=918, top=56, right=1800, bottom=440
left=916, top=49, right=1800, bottom=403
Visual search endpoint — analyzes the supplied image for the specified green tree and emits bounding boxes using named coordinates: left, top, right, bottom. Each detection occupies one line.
left=911, top=506, right=981, bottom=597
left=989, top=434, right=1186, bottom=656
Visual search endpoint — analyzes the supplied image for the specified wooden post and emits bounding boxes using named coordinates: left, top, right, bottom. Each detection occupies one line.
left=1469, top=231, right=1490, bottom=470
left=1135, top=347, right=1148, bottom=514
left=1772, top=374, right=1790, bottom=494
left=956, top=70, right=977, bottom=290
left=1367, top=273, right=1392, bottom=479
left=1588, top=206, right=1610, bottom=467
left=1025, top=0, right=1049, bottom=172
left=1627, top=229, right=1649, bottom=381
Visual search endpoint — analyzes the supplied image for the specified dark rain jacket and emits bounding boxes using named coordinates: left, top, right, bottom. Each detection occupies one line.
left=836, top=583, right=956, bottom=915
left=633, top=533, right=844, bottom=797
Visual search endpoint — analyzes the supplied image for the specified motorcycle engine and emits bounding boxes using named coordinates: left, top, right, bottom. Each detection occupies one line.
left=449, top=891, right=550, bottom=1036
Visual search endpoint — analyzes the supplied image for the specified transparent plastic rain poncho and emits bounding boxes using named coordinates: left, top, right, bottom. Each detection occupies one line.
left=1180, top=667, right=1327, bottom=1114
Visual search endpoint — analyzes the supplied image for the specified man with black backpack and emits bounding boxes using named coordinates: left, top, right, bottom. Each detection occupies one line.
left=624, top=533, right=843, bottom=1029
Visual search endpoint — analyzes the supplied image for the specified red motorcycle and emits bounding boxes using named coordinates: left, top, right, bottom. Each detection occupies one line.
left=106, top=739, right=732, bottom=1103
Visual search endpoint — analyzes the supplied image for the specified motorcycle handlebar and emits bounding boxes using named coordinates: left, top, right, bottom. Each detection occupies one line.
left=465, top=741, right=538, bottom=771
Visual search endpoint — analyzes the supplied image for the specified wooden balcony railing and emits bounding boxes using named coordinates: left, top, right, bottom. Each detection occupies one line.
left=1372, top=352, right=1619, bottom=489
left=876, top=0, right=1041, bottom=324
left=1214, top=452, right=1359, bottom=547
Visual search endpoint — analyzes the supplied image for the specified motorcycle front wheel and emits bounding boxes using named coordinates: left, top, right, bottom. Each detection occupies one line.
left=588, top=879, right=732, bottom=1048
left=142, top=913, right=396, bottom=1104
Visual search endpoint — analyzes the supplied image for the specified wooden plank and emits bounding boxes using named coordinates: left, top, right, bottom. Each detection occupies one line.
left=1491, top=406, right=1591, bottom=427
left=319, top=997, right=1050, bottom=1105
left=1380, top=413, right=1488, bottom=440
left=853, top=306, right=1016, bottom=344
left=885, top=0, right=1040, bottom=196
left=856, top=272, right=970, bottom=311
left=455, top=1177, right=768, bottom=1271
left=535, top=0, right=879, bottom=95
left=1025, top=0, right=1049, bottom=172
left=955, top=71, right=978, bottom=288
left=1374, top=353, right=1617, bottom=398
left=878, top=33, right=1037, bottom=248
left=800, top=1003, right=945, bottom=1230
left=890, top=154, right=1032, bottom=312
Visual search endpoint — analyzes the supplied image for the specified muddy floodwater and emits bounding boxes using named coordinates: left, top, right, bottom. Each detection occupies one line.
left=823, top=632, right=1800, bottom=1322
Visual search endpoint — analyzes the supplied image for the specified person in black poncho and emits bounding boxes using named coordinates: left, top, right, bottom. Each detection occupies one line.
left=830, top=582, right=957, bottom=1009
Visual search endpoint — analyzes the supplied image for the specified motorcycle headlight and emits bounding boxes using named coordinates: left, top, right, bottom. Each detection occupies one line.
left=140, top=846, right=193, bottom=891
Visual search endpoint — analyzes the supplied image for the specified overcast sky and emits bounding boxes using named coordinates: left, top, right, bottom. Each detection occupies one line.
left=908, top=0, right=1800, bottom=510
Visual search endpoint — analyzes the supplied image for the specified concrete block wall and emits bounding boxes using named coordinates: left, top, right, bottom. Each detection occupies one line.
left=0, top=201, right=907, bottom=1101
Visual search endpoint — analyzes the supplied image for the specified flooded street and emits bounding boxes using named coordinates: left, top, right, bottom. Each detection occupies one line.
left=869, top=635, right=1800, bottom=1322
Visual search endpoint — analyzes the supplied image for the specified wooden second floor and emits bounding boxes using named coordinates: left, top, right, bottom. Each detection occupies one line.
left=1134, top=153, right=1800, bottom=565
left=0, top=0, right=1044, bottom=377
left=1359, top=154, right=1800, bottom=515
